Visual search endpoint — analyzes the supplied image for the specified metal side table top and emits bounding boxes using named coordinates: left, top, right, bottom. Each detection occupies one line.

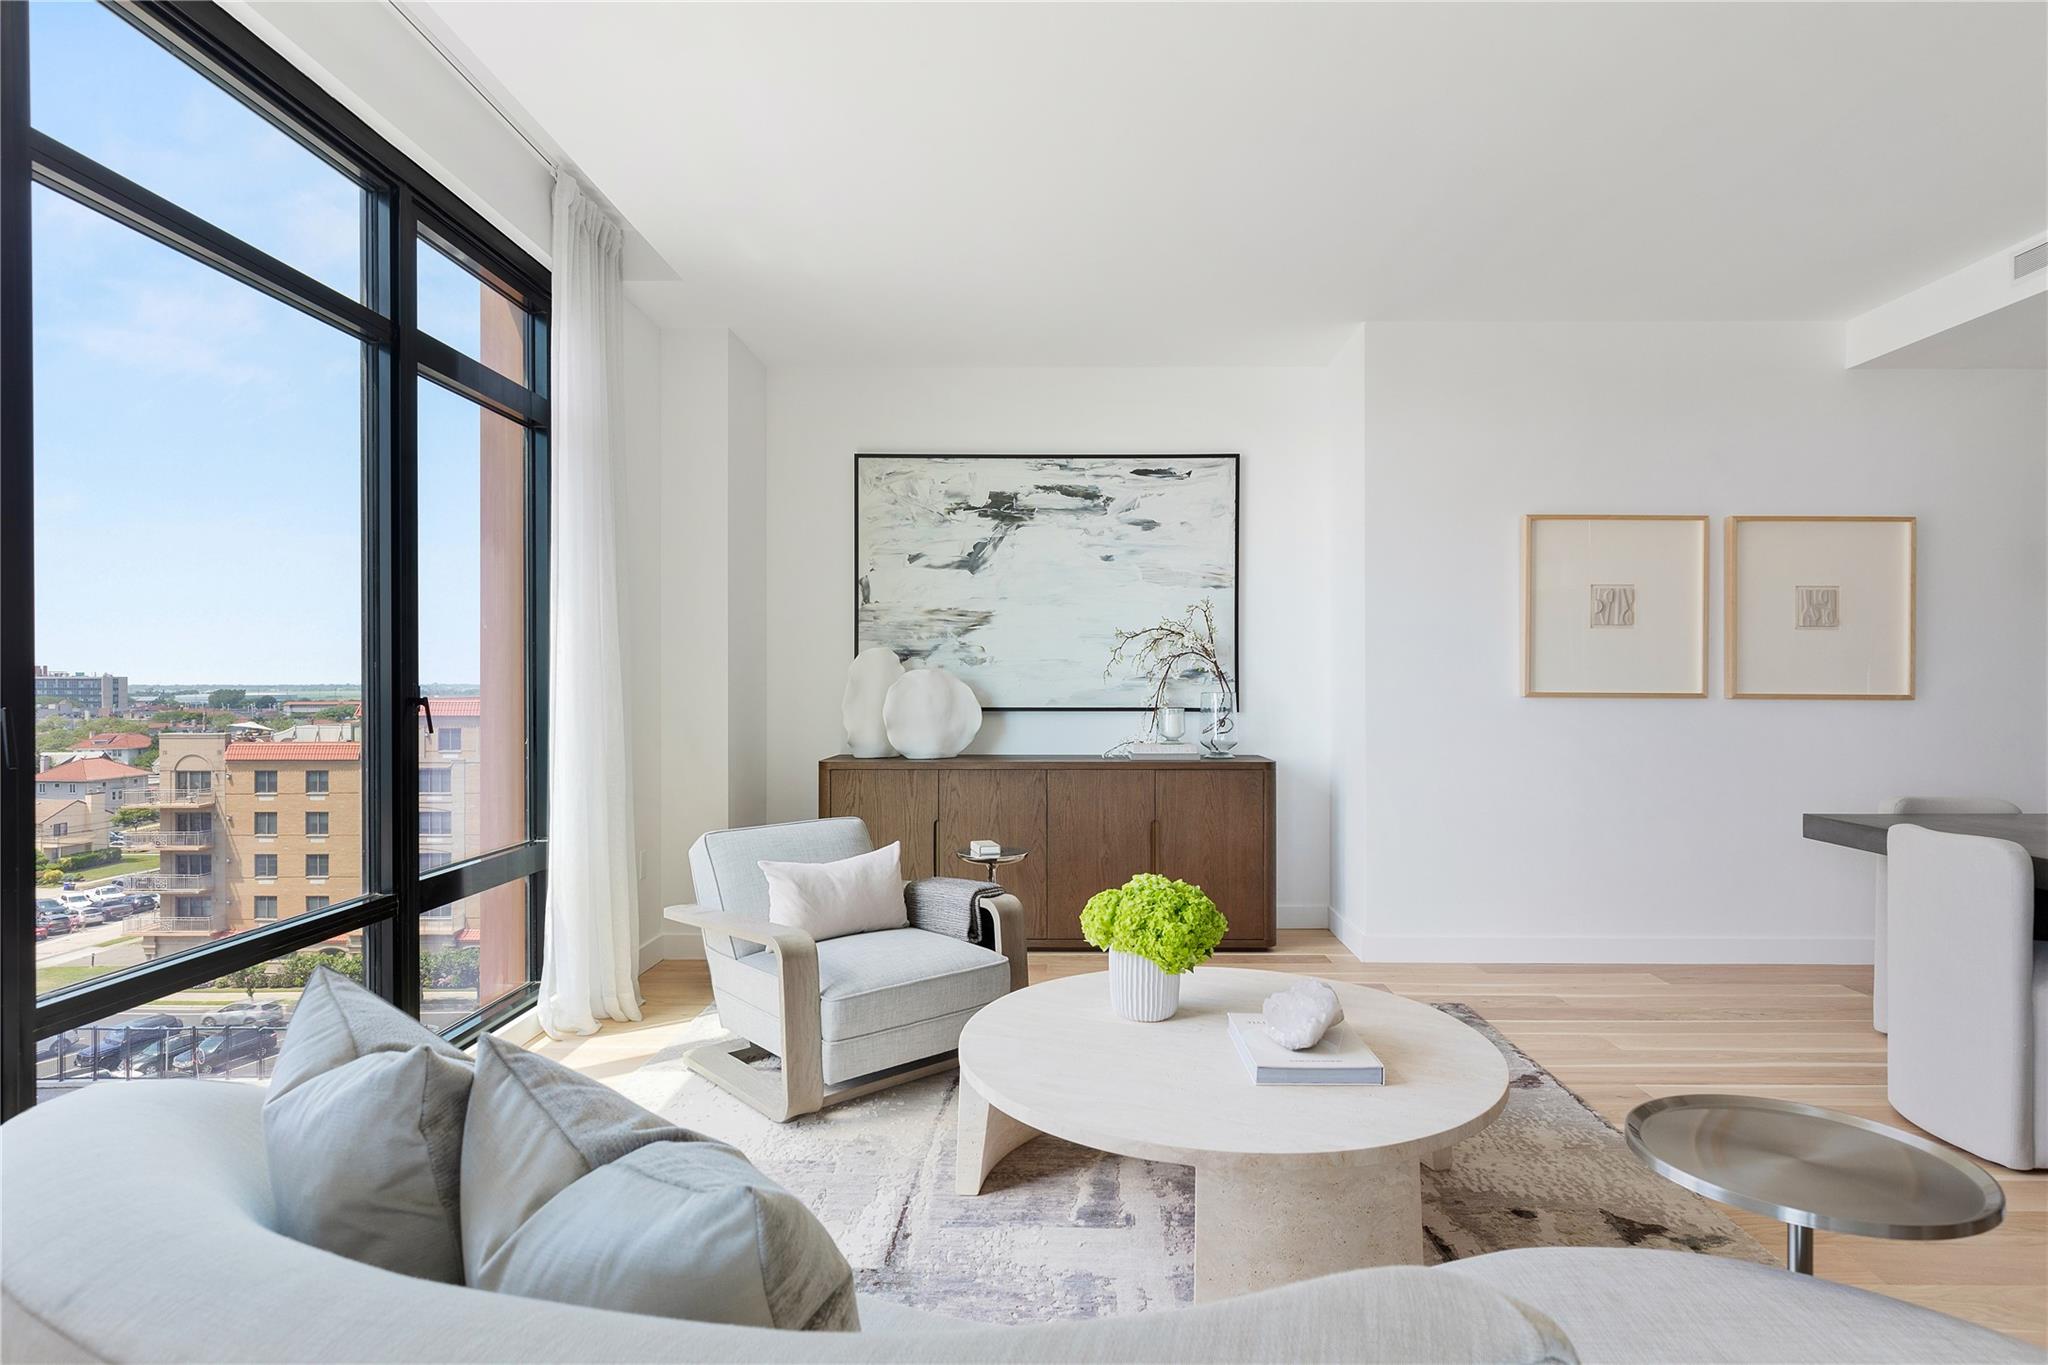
left=953, top=847, right=1028, bottom=882
left=1626, top=1094, right=2004, bottom=1274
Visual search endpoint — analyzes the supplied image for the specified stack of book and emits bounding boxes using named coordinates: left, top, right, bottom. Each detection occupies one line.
left=1227, top=1012, right=1387, bottom=1085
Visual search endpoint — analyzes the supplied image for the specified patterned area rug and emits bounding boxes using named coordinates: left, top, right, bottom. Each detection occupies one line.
left=606, top=1001, right=1770, bottom=1323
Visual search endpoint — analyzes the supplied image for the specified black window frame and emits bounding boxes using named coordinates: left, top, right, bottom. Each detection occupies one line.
left=253, top=769, right=277, bottom=794
left=304, top=770, right=329, bottom=795
left=305, top=810, right=328, bottom=837
left=252, top=810, right=276, bottom=837
left=252, top=854, right=277, bottom=879
left=0, top=0, right=551, bottom=1119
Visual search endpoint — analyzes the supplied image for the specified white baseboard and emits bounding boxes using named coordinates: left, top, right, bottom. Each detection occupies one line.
left=638, top=926, right=704, bottom=973
left=1327, top=906, right=1872, bottom=965
left=488, top=1005, right=544, bottom=1047
left=1277, top=903, right=1328, bottom=930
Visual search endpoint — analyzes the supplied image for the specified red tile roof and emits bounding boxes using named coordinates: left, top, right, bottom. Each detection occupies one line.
left=423, top=697, right=482, bottom=717
left=225, top=742, right=361, bottom=762
left=36, top=757, right=148, bottom=783
left=88, top=733, right=152, bottom=750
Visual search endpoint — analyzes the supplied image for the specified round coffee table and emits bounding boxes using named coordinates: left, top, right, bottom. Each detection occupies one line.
left=955, top=966, right=1509, bottom=1301
left=1626, top=1094, right=2005, bottom=1274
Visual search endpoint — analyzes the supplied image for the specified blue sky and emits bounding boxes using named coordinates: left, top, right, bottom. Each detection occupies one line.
left=28, top=1, right=509, bottom=689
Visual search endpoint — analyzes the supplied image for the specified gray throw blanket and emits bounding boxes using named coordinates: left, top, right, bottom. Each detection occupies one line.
left=904, top=877, right=1004, bottom=945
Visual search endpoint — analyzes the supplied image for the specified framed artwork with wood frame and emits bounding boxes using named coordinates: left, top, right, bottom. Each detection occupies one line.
left=1521, top=515, right=1709, bottom=698
left=1725, top=516, right=1915, bottom=700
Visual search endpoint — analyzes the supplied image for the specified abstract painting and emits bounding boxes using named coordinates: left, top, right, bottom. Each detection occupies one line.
left=1795, top=585, right=1840, bottom=629
left=1589, top=584, right=1636, bottom=629
left=855, top=455, right=1238, bottom=709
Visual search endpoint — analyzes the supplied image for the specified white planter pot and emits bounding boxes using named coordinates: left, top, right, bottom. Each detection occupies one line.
left=1108, top=950, right=1182, bottom=1022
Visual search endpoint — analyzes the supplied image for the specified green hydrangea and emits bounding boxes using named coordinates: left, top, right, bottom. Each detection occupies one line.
left=1080, top=873, right=1228, bottom=976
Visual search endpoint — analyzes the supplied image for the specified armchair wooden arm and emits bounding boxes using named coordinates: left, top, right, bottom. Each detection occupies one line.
left=977, top=892, right=1030, bottom=993
left=670, top=907, right=825, bottom=1122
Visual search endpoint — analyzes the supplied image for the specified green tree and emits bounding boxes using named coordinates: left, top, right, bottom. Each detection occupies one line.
left=114, top=805, right=158, bottom=827
left=208, top=688, right=248, bottom=709
left=314, top=705, right=356, bottom=722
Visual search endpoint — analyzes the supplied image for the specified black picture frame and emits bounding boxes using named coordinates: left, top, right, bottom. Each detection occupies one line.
left=852, top=453, right=1241, bottom=713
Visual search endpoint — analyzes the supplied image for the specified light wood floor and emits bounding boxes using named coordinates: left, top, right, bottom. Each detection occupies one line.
left=536, top=931, right=2046, bottom=1346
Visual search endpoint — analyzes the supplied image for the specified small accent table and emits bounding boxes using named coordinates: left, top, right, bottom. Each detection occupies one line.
left=1626, top=1094, right=2004, bottom=1274
left=953, top=845, right=1028, bottom=882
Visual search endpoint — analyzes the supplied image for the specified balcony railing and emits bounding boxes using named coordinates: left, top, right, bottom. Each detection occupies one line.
left=116, top=828, right=212, bottom=850
left=126, top=873, right=214, bottom=893
left=154, top=783, right=221, bottom=806
left=131, top=909, right=226, bottom=933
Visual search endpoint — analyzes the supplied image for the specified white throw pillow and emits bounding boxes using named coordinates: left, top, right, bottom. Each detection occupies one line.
left=759, top=841, right=906, bottom=941
left=262, top=969, right=473, bottom=1282
left=463, top=1036, right=858, bottom=1331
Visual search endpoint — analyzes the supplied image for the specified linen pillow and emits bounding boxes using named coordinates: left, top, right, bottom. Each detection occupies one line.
left=462, top=1035, right=858, bottom=1331
left=262, top=968, right=473, bottom=1282
left=759, top=840, right=907, bottom=941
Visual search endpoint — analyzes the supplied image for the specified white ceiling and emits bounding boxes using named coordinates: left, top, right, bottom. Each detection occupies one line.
left=423, top=2, right=2047, bottom=366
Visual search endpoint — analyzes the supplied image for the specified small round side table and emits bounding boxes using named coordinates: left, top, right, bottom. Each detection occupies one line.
left=953, top=846, right=1028, bottom=882
left=1625, top=1093, right=2005, bottom=1274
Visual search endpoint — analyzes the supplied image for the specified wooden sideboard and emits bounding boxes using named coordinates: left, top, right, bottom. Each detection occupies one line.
left=817, top=754, right=1276, bottom=950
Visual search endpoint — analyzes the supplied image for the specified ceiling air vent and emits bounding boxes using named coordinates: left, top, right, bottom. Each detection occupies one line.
left=2014, top=242, right=2048, bottom=280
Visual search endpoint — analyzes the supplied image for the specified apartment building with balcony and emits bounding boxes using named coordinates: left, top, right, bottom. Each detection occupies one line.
left=133, top=733, right=234, bottom=949
left=132, top=728, right=482, bottom=959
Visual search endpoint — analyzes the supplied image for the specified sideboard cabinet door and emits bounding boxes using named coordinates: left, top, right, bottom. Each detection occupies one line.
left=1043, top=769, right=1155, bottom=946
left=1153, top=768, right=1272, bottom=949
left=936, top=768, right=1047, bottom=925
left=822, top=767, right=939, bottom=879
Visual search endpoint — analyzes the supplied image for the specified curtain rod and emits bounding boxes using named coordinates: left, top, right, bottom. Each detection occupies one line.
left=386, top=1, right=558, bottom=175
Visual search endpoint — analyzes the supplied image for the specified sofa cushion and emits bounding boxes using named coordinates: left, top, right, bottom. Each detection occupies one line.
left=262, top=969, right=473, bottom=1282
left=737, top=926, right=1010, bottom=1040
left=1441, top=1247, right=2037, bottom=1363
left=463, top=1036, right=858, bottom=1332
left=761, top=841, right=908, bottom=942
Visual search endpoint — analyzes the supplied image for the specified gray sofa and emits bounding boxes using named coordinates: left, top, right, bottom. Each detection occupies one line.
left=3, top=1080, right=2034, bottom=1363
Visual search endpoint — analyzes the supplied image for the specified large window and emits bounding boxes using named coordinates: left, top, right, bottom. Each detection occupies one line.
left=2, top=1, right=550, bottom=1117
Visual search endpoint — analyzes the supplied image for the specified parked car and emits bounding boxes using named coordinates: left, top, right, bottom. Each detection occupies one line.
left=34, top=901, right=71, bottom=936
left=76, top=906, right=107, bottom=927
left=58, top=891, right=93, bottom=915
left=34, top=921, right=48, bottom=942
left=179, top=1028, right=277, bottom=1075
left=72, top=1014, right=183, bottom=1071
left=198, top=999, right=287, bottom=1029
left=127, top=1031, right=202, bottom=1076
left=129, top=894, right=158, bottom=914
left=33, top=1030, right=79, bottom=1064
left=89, top=885, right=128, bottom=907
left=107, top=831, right=127, bottom=846
left=97, top=896, right=135, bottom=921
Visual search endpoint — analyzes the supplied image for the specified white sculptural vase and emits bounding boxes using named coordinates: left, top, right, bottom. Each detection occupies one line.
left=882, top=667, right=982, bottom=760
left=1108, top=950, right=1181, bottom=1022
left=841, top=646, right=905, bottom=758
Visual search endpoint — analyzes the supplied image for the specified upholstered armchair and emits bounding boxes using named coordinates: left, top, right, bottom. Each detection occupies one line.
left=1871, top=796, right=2020, bottom=1031
left=1886, top=823, right=2046, bottom=1170
left=671, top=817, right=1028, bottom=1122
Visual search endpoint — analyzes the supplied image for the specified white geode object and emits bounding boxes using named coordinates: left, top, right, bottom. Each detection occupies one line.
left=882, top=666, right=982, bottom=760
left=841, top=646, right=905, bottom=758
left=1261, top=978, right=1345, bottom=1050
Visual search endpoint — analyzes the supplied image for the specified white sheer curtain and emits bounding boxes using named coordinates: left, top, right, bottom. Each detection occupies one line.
left=538, top=174, right=642, bottom=1037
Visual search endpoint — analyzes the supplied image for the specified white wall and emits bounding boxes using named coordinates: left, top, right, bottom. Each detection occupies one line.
left=762, top=367, right=1336, bottom=925
left=1333, top=322, right=2047, bottom=962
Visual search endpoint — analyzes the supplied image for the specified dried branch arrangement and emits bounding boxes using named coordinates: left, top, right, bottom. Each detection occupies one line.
left=1104, top=597, right=1235, bottom=715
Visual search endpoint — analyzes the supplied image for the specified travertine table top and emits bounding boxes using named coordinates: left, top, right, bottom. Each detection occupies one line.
left=958, top=967, right=1508, bottom=1165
